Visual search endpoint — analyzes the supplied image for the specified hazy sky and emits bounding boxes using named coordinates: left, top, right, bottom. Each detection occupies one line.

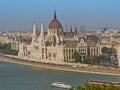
left=0, top=0, right=120, bottom=32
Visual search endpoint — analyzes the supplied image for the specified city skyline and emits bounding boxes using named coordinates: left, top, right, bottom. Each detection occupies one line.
left=0, top=0, right=120, bottom=32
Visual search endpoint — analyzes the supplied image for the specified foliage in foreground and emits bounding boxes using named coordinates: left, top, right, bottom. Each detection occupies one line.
left=69, top=83, right=120, bottom=90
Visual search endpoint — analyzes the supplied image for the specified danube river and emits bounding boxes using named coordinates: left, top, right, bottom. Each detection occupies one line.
left=0, top=61, right=120, bottom=90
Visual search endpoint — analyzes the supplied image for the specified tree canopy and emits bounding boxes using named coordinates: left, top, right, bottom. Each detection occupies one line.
left=72, top=51, right=80, bottom=62
left=102, top=47, right=116, bottom=54
left=0, top=43, right=18, bottom=55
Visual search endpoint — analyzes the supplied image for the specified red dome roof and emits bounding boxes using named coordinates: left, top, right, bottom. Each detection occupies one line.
left=49, top=19, right=62, bottom=29
left=49, top=11, right=62, bottom=29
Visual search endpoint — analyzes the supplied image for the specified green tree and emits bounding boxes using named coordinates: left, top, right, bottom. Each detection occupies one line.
left=102, top=47, right=108, bottom=54
left=84, top=55, right=98, bottom=65
left=102, top=47, right=116, bottom=56
left=0, top=43, right=18, bottom=55
left=72, top=51, right=80, bottom=62
left=84, top=55, right=93, bottom=64
left=102, top=47, right=117, bottom=65
left=69, top=87, right=74, bottom=90
left=96, top=55, right=108, bottom=65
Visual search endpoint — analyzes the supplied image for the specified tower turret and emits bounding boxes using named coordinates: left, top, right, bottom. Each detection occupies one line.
left=40, top=24, right=44, bottom=37
left=54, top=9, right=57, bottom=19
left=32, top=24, right=37, bottom=43
left=39, top=24, right=45, bottom=45
left=75, top=25, right=77, bottom=32
left=70, top=25, right=72, bottom=32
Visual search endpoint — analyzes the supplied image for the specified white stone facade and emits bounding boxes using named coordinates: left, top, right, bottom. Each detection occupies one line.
left=18, top=12, right=102, bottom=64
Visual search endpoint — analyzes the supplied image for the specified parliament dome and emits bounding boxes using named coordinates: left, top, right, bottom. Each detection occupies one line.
left=49, top=11, right=62, bottom=29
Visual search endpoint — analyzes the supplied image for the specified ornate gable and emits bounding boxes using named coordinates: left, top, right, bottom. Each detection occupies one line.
left=78, top=38, right=86, bottom=47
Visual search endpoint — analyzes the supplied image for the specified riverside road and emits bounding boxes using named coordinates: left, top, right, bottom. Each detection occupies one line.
left=0, top=54, right=120, bottom=76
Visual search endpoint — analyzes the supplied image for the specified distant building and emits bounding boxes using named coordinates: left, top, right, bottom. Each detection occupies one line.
left=103, top=26, right=108, bottom=32
left=0, top=35, right=10, bottom=44
left=80, top=25, right=86, bottom=33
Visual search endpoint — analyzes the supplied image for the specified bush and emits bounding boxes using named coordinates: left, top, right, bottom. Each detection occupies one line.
left=0, top=43, right=18, bottom=55
left=70, top=83, right=120, bottom=90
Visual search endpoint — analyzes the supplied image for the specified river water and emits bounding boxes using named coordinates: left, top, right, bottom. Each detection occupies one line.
left=0, top=61, right=120, bottom=90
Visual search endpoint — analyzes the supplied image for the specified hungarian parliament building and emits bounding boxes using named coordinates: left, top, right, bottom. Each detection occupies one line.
left=17, top=12, right=120, bottom=65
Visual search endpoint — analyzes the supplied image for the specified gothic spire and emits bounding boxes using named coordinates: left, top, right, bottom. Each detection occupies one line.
left=54, top=9, right=57, bottom=19
left=75, top=25, right=77, bottom=32
left=32, top=24, right=37, bottom=43
left=70, top=25, right=72, bottom=32
left=40, top=24, right=44, bottom=37
left=33, top=24, right=37, bottom=36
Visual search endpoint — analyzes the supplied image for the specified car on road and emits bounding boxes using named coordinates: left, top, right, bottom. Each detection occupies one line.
left=72, top=64, right=79, bottom=67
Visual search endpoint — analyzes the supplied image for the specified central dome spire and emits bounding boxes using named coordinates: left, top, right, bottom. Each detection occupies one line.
left=54, top=9, right=57, bottom=19
left=49, top=10, right=62, bottom=30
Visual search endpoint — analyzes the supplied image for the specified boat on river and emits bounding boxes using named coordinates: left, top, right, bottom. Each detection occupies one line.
left=87, top=80, right=120, bottom=87
left=51, top=81, right=72, bottom=89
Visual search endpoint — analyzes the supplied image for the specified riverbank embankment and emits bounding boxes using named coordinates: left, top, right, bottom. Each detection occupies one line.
left=0, top=54, right=120, bottom=76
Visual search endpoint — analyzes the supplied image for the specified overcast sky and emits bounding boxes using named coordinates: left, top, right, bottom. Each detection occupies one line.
left=0, top=0, right=120, bottom=32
